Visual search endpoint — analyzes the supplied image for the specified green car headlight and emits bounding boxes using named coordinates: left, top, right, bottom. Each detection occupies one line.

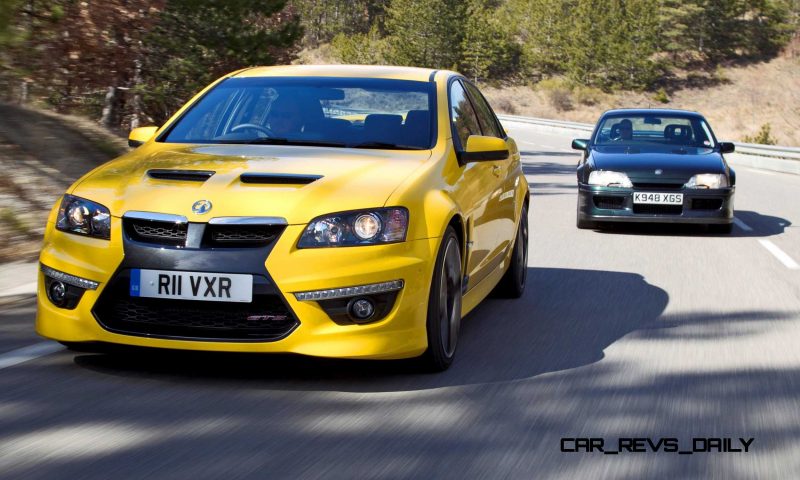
left=588, top=170, right=632, bottom=188
left=56, top=194, right=111, bottom=240
left=298, top=208, right=408, bottom=248
left=684, top=174, right=728, bottom=189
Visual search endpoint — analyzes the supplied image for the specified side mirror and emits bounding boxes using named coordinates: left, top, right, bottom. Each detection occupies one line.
left=719, top=142, right=735, bottom=154
left=460, top=135, right=509, bottom=163
left=128, top=126, right=159, bottom=148
left=572, top=138, right=589, bottom=151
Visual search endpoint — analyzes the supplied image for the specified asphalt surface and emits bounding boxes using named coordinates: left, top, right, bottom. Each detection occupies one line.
left=1, top=121, right=799, bottom=479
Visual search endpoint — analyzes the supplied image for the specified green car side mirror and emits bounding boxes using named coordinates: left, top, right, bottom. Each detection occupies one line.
left=572, top=139, right=589, bottom=151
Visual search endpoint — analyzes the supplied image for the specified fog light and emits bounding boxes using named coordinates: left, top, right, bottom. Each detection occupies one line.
left=48, top=281, right=68, bottom=307
left=348, top=297, right=375, bottom=322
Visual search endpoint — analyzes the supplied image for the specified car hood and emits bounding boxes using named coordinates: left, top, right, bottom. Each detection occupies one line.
left=591, top=147, right=726, bottom=181
left=70, top=144, right=432, bottom=224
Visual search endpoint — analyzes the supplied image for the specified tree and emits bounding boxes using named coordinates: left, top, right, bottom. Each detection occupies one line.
left=291, top=0, right=389, bottom=46
left=5, top=1, right=163, bottom=121
left=383, top=0, right=467, bottom=69
left=331, top=25, right=388, bottom=65
left=567, top=0, right=663, bottom=90
left=141, top=0, right=302, bottom=124
left=460, top=0, right=520, bottom=82
left=658, top=0, right=705, bottom=64
left=505, top=0, right=574, bottom=79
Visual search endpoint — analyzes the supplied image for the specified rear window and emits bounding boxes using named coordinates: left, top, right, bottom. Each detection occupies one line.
left=162, top=77, right=436, bottom=150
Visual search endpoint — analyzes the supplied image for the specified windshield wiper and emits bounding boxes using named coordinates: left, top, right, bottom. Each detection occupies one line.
left=349, top=141, right=425, bottom=150
left=220, top=137, right=347, bottom=147
left=245, top=138, right=347, bottom=148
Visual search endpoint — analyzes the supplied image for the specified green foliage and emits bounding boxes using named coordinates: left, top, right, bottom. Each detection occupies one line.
left=742, top=123, right=778, bottom=144
left=569, top=0, right=664, bottom=90
left=330, top=26, right=387, bottom=64
left=291, top=0, right=389, bottom=45
left=661, top=0, right=795, bottom=63
left=383, top=0, right=466, bottom=69
left=460, top=0, right=520, bottom=82
left=2, top=0, right=798, bottom=128
left=504, top=0, right=573, bottom=79
left=653, top=88, right=670, bottom=104
left=142, top=0, right=302, bottom=123
left=0, top=0, right=22, bottom=44
left=573, top=85, right=604, bottom=106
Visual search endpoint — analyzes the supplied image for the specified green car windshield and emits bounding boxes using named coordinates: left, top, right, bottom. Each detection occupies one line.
left=593, top=115, right=717, bottom=150
left=161, top=77, right=436, bottom=150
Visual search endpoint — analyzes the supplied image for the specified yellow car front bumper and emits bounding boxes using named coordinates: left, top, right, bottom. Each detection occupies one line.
left=36, top=223, right=440, bottom=360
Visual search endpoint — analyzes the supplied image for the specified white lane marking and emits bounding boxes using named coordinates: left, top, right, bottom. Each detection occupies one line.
left=758, top=240, right=800, bottom=270
left=0, top=342, right=63, bottom=370
left=743, top=167, right=777, bottom=176
left=733, top=217, right=753, bottom=232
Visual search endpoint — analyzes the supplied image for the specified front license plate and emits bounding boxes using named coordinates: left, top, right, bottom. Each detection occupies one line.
left=130, top=269, right=253, bottom=303
left=633, top=192, right=683, bottom=205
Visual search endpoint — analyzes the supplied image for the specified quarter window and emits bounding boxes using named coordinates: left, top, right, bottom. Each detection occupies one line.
left=463, top=81, right=504, bottom=138
left=449, top=80, right=481, bottom=150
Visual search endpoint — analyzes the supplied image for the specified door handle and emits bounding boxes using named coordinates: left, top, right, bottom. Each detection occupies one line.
left=492, top=165, right=501, bottom=177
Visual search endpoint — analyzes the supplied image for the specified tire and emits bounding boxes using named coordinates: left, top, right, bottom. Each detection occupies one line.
left=709, top=222, right=733, bottom=234
left=420, top=227, right=463, bottom=372
left=494, top=204, right=528, bottom=298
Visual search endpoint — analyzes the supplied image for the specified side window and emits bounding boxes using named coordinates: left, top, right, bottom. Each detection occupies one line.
left=463, top=81, right=504, bottom=138
left=449, top=80, right=481, bottom=150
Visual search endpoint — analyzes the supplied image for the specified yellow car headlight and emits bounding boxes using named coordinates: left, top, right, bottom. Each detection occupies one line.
left=298, top=208, right=408, bottom=248
left=56, top=194, right=111, bottom=239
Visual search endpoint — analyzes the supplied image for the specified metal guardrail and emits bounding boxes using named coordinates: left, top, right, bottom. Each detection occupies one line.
left=733, top=143, right=800, bottom=160
left=497, top=114, right=593, bottom=133
left=497, top=114, right=800, bottom=161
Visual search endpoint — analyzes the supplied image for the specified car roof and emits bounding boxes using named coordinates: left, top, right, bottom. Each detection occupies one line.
left=232, top=64, right=449, bottom=82
left=601, top=108, right=705, bottom=119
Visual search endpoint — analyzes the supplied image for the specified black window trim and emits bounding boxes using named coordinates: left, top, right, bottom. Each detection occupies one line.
left=447, top=76, right=484, bottom=154
left=460, top=78, right=506, bottom=140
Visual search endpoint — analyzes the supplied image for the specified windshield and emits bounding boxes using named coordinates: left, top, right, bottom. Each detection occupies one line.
left=162, top=77, right=436, bottom=150
left=592, top=114, right=716, bottom=149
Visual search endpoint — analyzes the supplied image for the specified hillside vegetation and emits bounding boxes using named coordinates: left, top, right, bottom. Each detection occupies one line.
left=0, top=0, right=798, bottom=144
left=482, top=54, right=800, bottom=146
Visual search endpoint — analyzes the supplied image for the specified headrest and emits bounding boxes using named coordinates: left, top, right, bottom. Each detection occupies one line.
left=665, top=124, right=692, bottom=139
left=405, top=110, right=429, bottom=126
left=364, top=114, right=403, bottom=131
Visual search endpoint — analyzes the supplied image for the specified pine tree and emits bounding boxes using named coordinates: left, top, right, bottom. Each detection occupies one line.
left=142, top=0, right=302, bottom=123
left=383, top=0, right=467, bottom=69
left=505, top=0, right=574, bottom=79
left=460, top=0, right=519, bottom=82
left=291, top=0, right=389, bottom=46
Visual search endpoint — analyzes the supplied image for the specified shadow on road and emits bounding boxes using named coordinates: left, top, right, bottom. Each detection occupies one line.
left=2, top=270, right=797, bottom=479
left=71, top=267, right=669, bottom=392
left=593, top=210, right=791, bottom=238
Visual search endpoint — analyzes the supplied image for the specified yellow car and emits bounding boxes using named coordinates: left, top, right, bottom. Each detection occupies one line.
left=36, top=65, right=529, bottom=370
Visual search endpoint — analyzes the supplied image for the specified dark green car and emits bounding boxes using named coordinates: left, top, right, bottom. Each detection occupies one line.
left=572, top=109, right=736, bottom=233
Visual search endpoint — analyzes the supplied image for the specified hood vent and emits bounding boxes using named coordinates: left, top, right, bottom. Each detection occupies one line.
left=240, top=173, right=323, bottom=185
left=147, top=169, right=215, bottom=182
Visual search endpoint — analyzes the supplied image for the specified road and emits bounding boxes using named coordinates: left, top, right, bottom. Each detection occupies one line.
left=1, top=121, right=799, bottom=479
